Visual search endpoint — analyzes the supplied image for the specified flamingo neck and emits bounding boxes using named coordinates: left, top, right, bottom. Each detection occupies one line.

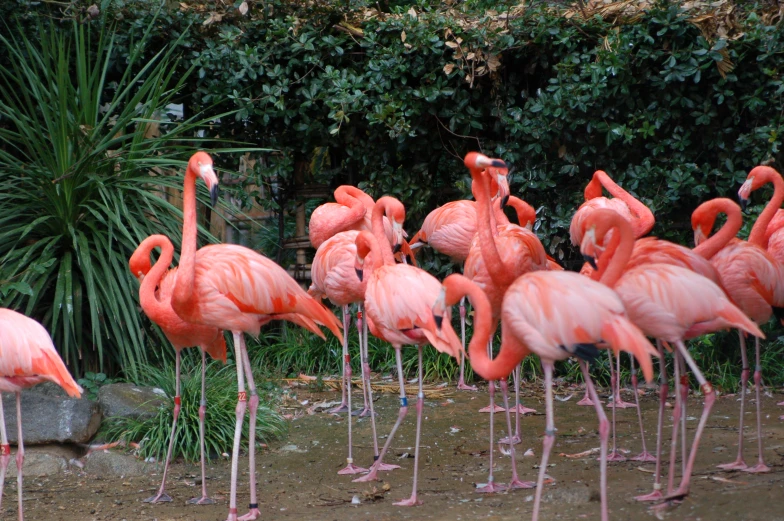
left=139, top=237, right=175, bottom=321
left=597, top=216, right=634, bottom=288
left=371, top=201, right=395, bottom=266
left=749, top=171, right=784, bottom=247
left=335, top=185, right=370, bottom=216
left=694, top=200, right=742, bottom=259
left=471, top=167, right=512, bottom=287
left=172, top=168, right=198, bottom=311
left=594, top=171, right=654, bottom=238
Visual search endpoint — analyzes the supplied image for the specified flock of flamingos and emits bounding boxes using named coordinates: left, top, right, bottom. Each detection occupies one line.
left=2, top=150, right=784, bottom=521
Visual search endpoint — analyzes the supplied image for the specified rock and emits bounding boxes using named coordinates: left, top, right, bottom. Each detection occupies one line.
left=5, top=445, right=79, bottom=478
left=26, top=381, right=69, bottom=398
left=98, top=383, right=167, bottom=421
left=2, top=392, right=101, bottom=445
left=82, top=450, right=146, bottom=477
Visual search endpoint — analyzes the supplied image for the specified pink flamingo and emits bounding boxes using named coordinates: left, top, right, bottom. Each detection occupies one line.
left=308, top=230, right=398, bottom=474
left=170, top=152, right=343, bottom=521
left=437, top=270, right=656, bottom=521
left=129, top=235, right=227, bottom=504
left=581, top=209, right=764, bottom=502
left=571, top=170, right=655, bottom=409
left=350, top=217, right=461, bottom=506
left=0, top=309, right=82, bottom=521
left=463, top=153, right=548, bottom=491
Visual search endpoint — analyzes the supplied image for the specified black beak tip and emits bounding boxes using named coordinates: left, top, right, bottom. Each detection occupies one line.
left=393, top=243, right=402, bottom=254
left=739, top=197, right=749, bottom=211
left=583, top=254, right=598, bottom=271
left=433, top=314, right=443, bottom=331
left=355, top=268, right=363, bottom=282
left=501, top=194, right=510, bottom=208
left=490, top=159, right=506, bottom=168
left=210, top=185, right=220, bottom=206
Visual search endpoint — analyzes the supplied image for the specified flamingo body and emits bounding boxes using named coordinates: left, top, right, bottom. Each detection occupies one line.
left=309, top=230, right=368, bottom=306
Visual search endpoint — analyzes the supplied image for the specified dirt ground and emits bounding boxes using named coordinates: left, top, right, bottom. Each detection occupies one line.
left=13, top=381, right=784, bottom=521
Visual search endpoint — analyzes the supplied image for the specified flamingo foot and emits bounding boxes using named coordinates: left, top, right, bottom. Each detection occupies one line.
left=377, top=462, right=401, bottom=471
left=393, top=495, right=422, bottom=506
left=507, top=404, right=537, bottom=414
left=498, top=434, right=521, bottom=445
left=630, top=451, right=657, bottom=463
left=457, top=381, right=479, bottom=391
left=717, top=458, right=747, bottom=471
left=353, top=468, right=380, bottom=482
left=187, top=496, right=216, bottom=505
left=741, top=462, right=771, bottom=474
left=478, top=404, right=506, bottom=413
left=357, top=408, right=375, bottom=418
left=634, top=489, right=663, bottom=502
left=143, top=492, right=173, bottom=503
left=476, top=481, right=508, bottom=493
left=576, top=395, right=598, bottom=406
left=777, top=401, right=784, bottom=406
left=338, top=462, right=369, bottom=475
left=327, top=403, right=349, bottom=414
left=780, top=414, right=784, bottom=420
left=508, top=478, right=536, bottom=490
left=607, top=397, right=637, bottom=408
left=662, top=486, right=690, bottom=502
left=602, top=451, right=627, bottom=462
left=238, top=508, right=261, bottom=521
left=350, top=408, right=365, bottom=417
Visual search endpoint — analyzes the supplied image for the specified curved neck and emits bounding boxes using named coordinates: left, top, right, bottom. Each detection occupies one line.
left=172, top=168, right=197, bottom=309
left=694, top=200, right=742, bottom=259
left=749, top=171, right=784, bottom=247
left=371, top=200, right=395, bottom=266
left=139, top=237, right=175, bottom=321
left=506, top=196, right=535, bottom=229
left=591, top=171, right=654, bottom=238
left=596, top=217, right=634, bottom=288
left=359, top=232, right=384, bottom=274
left=335, top=185, right=371, bottom=211
left=471, top=167, right=513, bottom=287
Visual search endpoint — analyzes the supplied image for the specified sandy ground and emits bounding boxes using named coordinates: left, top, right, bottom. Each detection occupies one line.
left=11, top=381, right=784, bottom=521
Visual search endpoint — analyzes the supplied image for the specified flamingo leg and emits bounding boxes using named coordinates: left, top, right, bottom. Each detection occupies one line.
left=328, top=306, right=350, bottom=414
left=144, top=350, right=181, bottom=503
left=356, top=308, right=372, bottom=418
left=15, top=392, right=24, bottom=521
left=354, top=348, right=408, bottom=483
left=742, top=336, right=771, bottom=473
left=629, top=355, right=656, bottom=462
left=394, top=347, right=425, bottom=506
left=477, top=337, right=507, bottom=493
left=479, top=338, right=504, bottom=413
left=499, top=378, right=534, bottom=489
left=664, top=341, right=716, bottom=501
left=0, top=395, right=9, bottom=511
left=532, top=362, right=557, bottom=521
left=609, top=352, right=636, bottom=409
left=338, top=307, right=367, bottom=475
left=237, top=337, right=261, bottom=521
left=635, top=340, right=668, bottom=502
left=226, top=332, right=248, bottom=521
left=666, top=350, right=683, bottom=495
left=604, top=351, right=626, bottom=462
left=188, top=348, right=215, bottom=505
left=581, top=361, right=610, bottom=521
left=457, top=296, right=477, bottom=391
left=500, top=366, right=529, bottom=445
left=678, top=354, right=688, bottom=477
left=718, top=330, right=749, bottom=470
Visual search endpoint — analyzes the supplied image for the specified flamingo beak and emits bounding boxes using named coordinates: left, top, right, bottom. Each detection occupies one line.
left=210, top=185, right=219, bottom=206
left=355, top=268, right=363, bottom=282
left=582, top=254, right=598, bottom=271
left=739, top=197, right=749, bottom=212
left=432, top=288, right=446, bottom=332
left=693, top=227, right=706, bottom=247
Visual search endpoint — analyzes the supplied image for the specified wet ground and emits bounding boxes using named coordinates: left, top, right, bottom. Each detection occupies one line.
left=13, top=381, right=784, bottom=521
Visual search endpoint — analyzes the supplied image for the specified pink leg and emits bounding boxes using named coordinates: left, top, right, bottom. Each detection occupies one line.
left=238, top=338, right=261, bottom=521
left=15, top=392, right=24, bottom=521
left=718, top=331, right=749, bottom=470
left=144, top=350, right=181, bottom=503
left=742, top=337, right=771, bottom=474
left=328, top=305, right=350, bottom=413
left=636, top=341, right=668, bottom=502
left=666, top=351, right=683, bottom=495
left=457, top=296, right=477, bottom=391
left=338, top=308, right=367, bottom=475
left=609, top=352, right=636, bottom=408
left=576, top=390, right=597, bottom=406
left=629, top=355, right=656, bottom=462
left=581, top=362, right=610, bottom=521
left=679, top=356, right=688, bottom=476
left=358, top=305, right=398, bottom=472
left=226, top=332, right=248, bottom=521
left=476, top=380, right=507, bottom=493
left=664, top=341, right=716, bottom=501
left=500, top=366, right=530, bottom=445
left=188, top=349, right=215, bottom=505
left=532, top=363, right=556, bottom=521
left=604, top=351, right=626, bottom=462
left=499, top=378, right=534, bottom=489
left=354, top=348, right=408, bottom=483
left=394, top=347, right=425, bottom=506
left=479, top=339, right=504, bottom=413
left=0, top=396, right=9, bottom=511
left=356, top=309, right=372, bottom=418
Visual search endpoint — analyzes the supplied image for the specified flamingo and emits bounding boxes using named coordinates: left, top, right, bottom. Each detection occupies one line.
left=435, top=271, right=656, bottom=521
left=0, top=309, right=82, bottom=521
left=570, top=170, right=655, bottom=408
left=129, top=235, right=227, bottom=504
left=463, top=152, right=548, bottom=492
left=350, top=215, right=461, bottom=506
left=169, top=151, right=343, bottom=521
left=691, top=168, right=784, bottom=473
left=308, top=230, right=398, bottom=474
left=581, top=209, right=764, bottom=502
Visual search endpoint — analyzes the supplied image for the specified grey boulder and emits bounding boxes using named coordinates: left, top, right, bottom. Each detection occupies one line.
left=2, top=392, right=101, bottom=445
left=98, top=383, right=167, bottom=421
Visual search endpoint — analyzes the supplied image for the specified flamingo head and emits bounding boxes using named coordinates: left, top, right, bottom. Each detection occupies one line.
left=354, top=231, right=373, bottom=281
left=690, top=198, right=729, bottom=247
left=431, top=286, right=447, bottom=331
left=739, top=165, right=782, bottom=211
left=579, top=209, right=623, bottom=270
left=188, top=151, right=220, bottom=206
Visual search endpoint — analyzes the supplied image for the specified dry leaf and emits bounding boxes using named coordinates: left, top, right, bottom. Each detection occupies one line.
left=443, top=63, right=455, bottom=75
left=466, top=52, right=476, bottom=61
left=239, top=1, right=248, bottom=15
left=203, top=12, right=222, bottom=26
left=407, top=7, right=417, bottom=19
left=401, top=31, right=406, bottom=43
left=487, top=54, right=501, bottom=72
left=445, top=41, right=459, bottom=49
left=179, top=2, right=189, bottom=10
left=404, top=43, right=412, bottom=50
left=558, top=145, right=566, bottom=158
